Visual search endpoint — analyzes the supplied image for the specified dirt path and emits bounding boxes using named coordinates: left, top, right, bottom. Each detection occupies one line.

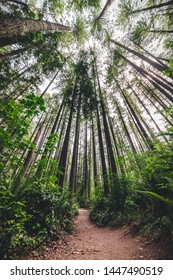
left=27, top=209, right=168, bottom=260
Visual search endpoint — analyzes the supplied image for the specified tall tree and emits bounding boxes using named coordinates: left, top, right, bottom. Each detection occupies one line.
left=0, top=16, right=72, bottom=39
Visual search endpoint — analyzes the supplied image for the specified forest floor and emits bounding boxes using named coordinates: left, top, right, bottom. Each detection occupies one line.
left=25, top=209, right=172, bottom=260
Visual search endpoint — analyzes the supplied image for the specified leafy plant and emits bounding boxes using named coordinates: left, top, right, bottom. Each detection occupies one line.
left=0, top=186, right=33, bottom=259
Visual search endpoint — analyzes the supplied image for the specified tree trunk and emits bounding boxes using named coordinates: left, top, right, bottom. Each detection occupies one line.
left=108, top=115, right=125, bottom=174
left=40, top=70, right=60, bottom=97
left=54, top=109, right=67, bottom=161
left=92, top=60, right=109, bottom=196
left=116, top=101, right=137, bottom=153
left=128, top=82, right=163, bottom=134
left=21, top=125, right=43, bottom=177
left=116, top=80, right=153, bottom=149
left=82, top=121, right=88, bottom=196
left=69, top=93, right=81, bottom=195
left=95, top=60, right=118, bottom=177
left=149, top=69, right=173, bottom=88
left=150, top=30, right=173, bottom=34
left=110, top=38, right=168, bottom=73
left=3, top=0, right=28, bottom=6
left=120, top=53, right=173, bottom=103
left=0, top=47, right=27, bottom=61
left=0, top=16, right=72, bottom=38
left=137, top=77, right=173, bottom=126
left=36, top=98, right=65, bottom=178
left=96, top=103, right=109, bottom=195
left=131, top=40, right=168, bottom=68
left=96, top=0, right=114, bottom=20
left=91, top=115, right=98, bottom=189
left=0, top=35, right=28, bottom=47
left=57, top=84, right=76, bottom=190
left=137, top=76, right=170, bottom=110
left=130, top=1, right=173, bottom=15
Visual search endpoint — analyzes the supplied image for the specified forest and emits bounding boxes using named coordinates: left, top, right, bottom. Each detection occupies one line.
left=0, top=0, right=173, bottom=260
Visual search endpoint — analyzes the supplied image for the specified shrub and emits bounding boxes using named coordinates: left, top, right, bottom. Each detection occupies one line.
left=0, top=178, right=76, bottom=259
left=0, top=186, right=34, bottom=259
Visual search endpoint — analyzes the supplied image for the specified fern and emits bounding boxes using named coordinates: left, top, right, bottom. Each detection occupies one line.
left=136, top=190, right=173, bottom=206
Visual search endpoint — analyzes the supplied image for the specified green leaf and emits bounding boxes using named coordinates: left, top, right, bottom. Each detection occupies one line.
left=136, top=190, right=173, bottom=206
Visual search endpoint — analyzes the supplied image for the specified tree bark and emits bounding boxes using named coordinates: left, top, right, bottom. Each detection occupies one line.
left=36, top=98, right=65, bottom=178
left=96, top=103, right=109, bottom=195
left=120, top=53, right=173, bottom=103
left=130, top=1, right=173, bottom=15
left=57, top=83, right=76, bottom=190
left=116, top=80, right=153, bottom=149
left=127, top=81, right=168, bottom=142
left=0, top=47, right=27, bottom=61
left=2, top=0, right=28, bottom=6
left=0, top=16, right=72, bottom=39
left=131, top=40, right=168, bottom=68
left=115, top=101, right=137, bottom=153
left=91, top=115, right=98, bottom=189
left=150, top=30, right=173, bottom=34
left=82, top=121, right=88, bottom=196
left=110, top=38, right=168, bottom=73
left=69, top=93, right=81, bottom=195
left=95, top=60, right=118, bottom=177
left=92, top=61, right=109, bottom=196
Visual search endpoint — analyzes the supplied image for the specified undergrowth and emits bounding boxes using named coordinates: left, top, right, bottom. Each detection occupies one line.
left=90, top=134, right=173, bottom=243
left=0, top=180, right=78, bottom=259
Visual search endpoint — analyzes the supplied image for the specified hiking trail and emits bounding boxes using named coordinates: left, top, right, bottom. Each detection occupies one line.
left=26, top=208, right=168, bottom=260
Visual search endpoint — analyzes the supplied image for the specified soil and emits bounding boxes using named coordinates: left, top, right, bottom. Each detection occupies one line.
left=26, top=208, right=171, bottom=260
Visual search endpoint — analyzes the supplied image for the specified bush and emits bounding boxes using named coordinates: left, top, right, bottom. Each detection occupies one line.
left=90, top=193, right=140, bottom=227
left=90, top=176, right=137, bottom=227
left=20, top=179, right=75, bottom=238
left=0, top=179, right=76, bottom=259
left=0, top=186, right=34, bottom=259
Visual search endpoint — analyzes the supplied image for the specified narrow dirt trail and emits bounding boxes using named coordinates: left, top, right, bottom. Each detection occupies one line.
left=28, top=209, right=167, bottom=260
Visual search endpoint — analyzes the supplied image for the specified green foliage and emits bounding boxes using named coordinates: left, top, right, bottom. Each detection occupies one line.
left=146, top=0, right=154, bottom=6
left=0, top=178, right=76, bottom=259
left=19, top=93, right=46, bottom=114
left=91, top=17, right=106, bottom=39
left=45, top=133, right=59, bottom=152
left=44, top=0, right=65, bottom=17
left=133, top=134, right=173, bottom=237
left=163, top=61, right=173, bottom=77
left=0, top=186, right=34, bottom=259
left=137, top=191, right=173, bottom=206
left=90, top=184, right=139, bottom=227
left=1, top=0, right=173, bottom=258
left=131, top=20, right=150, bottom=44
left=135, top=139, right=173, bottom=219
left=90, top=124, right=173, bottom=241
left=117, top=0, right=132, bottom=28
left=0, top=93, right=45, bottom=153
left=74, top=17, right=87, bottom=44
left=70, top=0, right=101, bottom=11
left=132, top=213, right=173, bottom=242
left=77, top=190, right=89, bottom=208
left=162, top=39, right=173, bottom=76
left=71, top=200, right=79, bottom=216
left=20, top=179, right=74, bottom=236
left=113, top=48, right=124, bottom=65
left=2, top=0, right=43, bottom=20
